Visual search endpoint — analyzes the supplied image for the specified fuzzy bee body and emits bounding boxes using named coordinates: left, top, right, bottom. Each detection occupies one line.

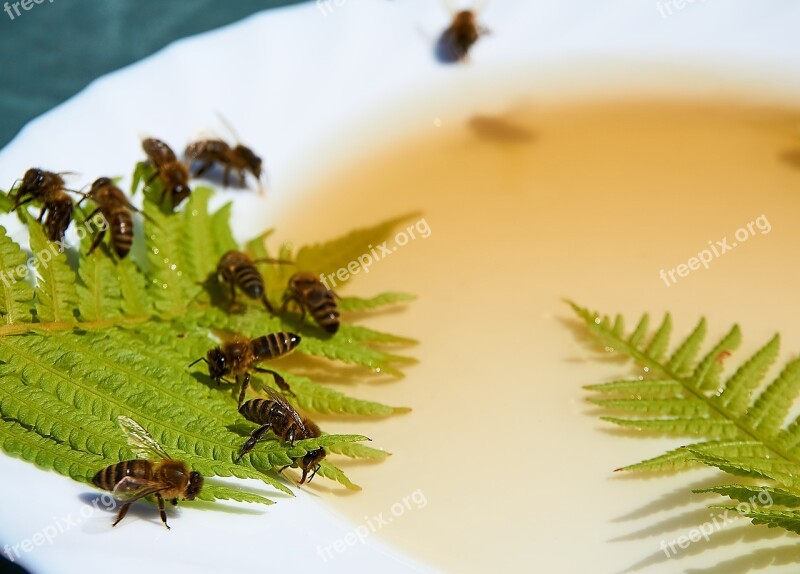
left=10, top=168, right=74, bottom=243
left=142, top=138, right=191, bottom=209
left=282, top=271, right=340, bottom=334
left=238, top=388, right=325, bottom=484
left=83, top=177, right=135, bottom=258
left=92, top=417, right=203, bottom=529
left=218, top=250, right=265, bottom=302
left=437, top=10, right=488, bottom=63
left=191, top=332, right=301, bottom=406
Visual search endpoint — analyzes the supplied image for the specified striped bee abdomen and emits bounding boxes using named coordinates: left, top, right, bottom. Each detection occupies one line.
left=307, top=289, right=340, bottom=333
left=92, top=459, right=152, bottom=491
left=234, top=263, right=264, bottom=299
left=110, top=209, right=134, bottom=258
left=252, top=332, right=301, bottom=361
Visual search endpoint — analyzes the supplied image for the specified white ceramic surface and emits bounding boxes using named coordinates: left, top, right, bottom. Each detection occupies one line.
left=1, top=1, right=800, bottom=573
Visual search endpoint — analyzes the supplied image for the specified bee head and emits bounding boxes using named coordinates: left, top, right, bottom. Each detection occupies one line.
left=90, top=177, right=112, bottom=194
left=184, top=471, right=204, bottom=500
left=288, top=271, right=317, bottom=292
left=234, top=145, right=262, bottom=178
left=171, top=184, right=191, bottom=208
left=298, top=448, right=326, bottom=484
left=206, top=347, right=228, bottom=379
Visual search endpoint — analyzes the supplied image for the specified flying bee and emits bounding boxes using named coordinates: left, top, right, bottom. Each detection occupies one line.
left=92, top=416, right=203, bottom=530
left=216, top=250, right=291, bottom=313
left=78, top=177, right=148, bottom=259
left=237, top=387, right=326, bottom=484
left=9, top=168, right=74, bottom=242
left=185, top=114, right=265, bottom=193
left=185, top=140, right=263, bottom=190
left=281, top=271, right=340, bottom=334
left=189, top=331, right=300, bottom=406
left=141, top=138, right=191, bottom=209
left=436, top=5, right=490, bottom=63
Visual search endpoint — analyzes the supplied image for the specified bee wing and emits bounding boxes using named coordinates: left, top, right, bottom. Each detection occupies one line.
left=117, top=416, right=172, bottom=461
left=216, top=112, right=243, bottom=143
left=209, top=328, right=240, bottom=345
left=112, top=476, right=168, bottom=502
left=142, top=138, right=177, bottom=163
left=263, top=387, right=305, bottom=429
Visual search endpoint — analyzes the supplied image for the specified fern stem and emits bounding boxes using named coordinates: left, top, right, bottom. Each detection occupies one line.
left=587, top=314, right=800, bottom=468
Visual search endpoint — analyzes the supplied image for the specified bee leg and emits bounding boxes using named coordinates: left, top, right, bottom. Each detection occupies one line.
left=308, top=464, right=321, bottom=483
left=37, top=206, right=48, bottom=223
left=87, top=227, right=107, bottom=256
left=112, top=502, right=131, bottom=527
left=156, top=493, right=170, bottom=530
left=238, top=372, right=250, bottom=406
left=260, top=294, right=275, bottom=314
left=236, top=423, right=273, bottom=461
left=171, top=498, right=178, bottom=506
left=192, top=161, right=213, bottom=178
left=145, top=169, right=161, bottom=186
left=227, top=280, right=243, bottom=313
left=10, top=196, right=34, bottom=211
left=252, top=368, right=294, bottom=397
left=281, top=297, right=306, bottom=331
left=223, top=166, right=231, bottom=188
left=239, top=170, right=247, bottom=187
left=295, top=306, right=307, bottom=334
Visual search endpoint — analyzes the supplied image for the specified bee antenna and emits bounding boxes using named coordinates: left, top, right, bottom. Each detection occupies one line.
left=215, top=112, right=242, bottom=143
left=188, top=357, right=208, bottom=368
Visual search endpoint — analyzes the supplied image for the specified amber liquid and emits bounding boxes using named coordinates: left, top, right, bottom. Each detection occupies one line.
left=272, top=99, right=800, bottom=573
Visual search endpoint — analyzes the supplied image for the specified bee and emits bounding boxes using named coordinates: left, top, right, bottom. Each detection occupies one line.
left=216, top=250, right=290, bottom=313
left=9, top=168, right=74, bottom=242
left=237, top=387, right=326, bottom=484
left=185, top=139, right=263, bottom=190
left=281, top=271, right=340, bottom=334
left=189, top=332, right=301, bottom=406
left=436, top=8, right=490, bottom=63
left=79, top=177, right=144, bottom=258
left=141, top=138, right=191, bottom=209
left=91, top=416, right=203, bottom=530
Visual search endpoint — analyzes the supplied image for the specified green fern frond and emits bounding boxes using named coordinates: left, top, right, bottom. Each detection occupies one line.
left=0, top=171, right=419, bottom=516
left=0, top=227, right=33, bottom=324
left=76, top=236, right=123, bottom=321
left=338, top=292, right=417, bottom=312
left=736, top=509, right=800, bottom=534
left=573, top=301, right=800, bottom=538
left=26, top=216, right=78, bottom=323
left=694, top=485, right=800, bottom=508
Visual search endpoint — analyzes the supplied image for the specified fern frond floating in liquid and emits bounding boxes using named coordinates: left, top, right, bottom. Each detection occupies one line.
left=0, top=167, right=419, bottom=509
left=571, top=301, right=800, bottom=537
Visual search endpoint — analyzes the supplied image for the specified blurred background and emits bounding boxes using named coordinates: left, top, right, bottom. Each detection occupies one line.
left=0, top=1, right=302, bottom=148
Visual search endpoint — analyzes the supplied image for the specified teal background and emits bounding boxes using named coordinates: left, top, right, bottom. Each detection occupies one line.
left=0, top=0, right=305, bottom=149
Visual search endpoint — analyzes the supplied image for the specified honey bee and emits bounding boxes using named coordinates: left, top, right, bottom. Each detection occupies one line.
left=9, top=168, right=74, bottom=242
left=216, top=250, right=290, bottom=313
left=141, top=138, right=191, bottom=209
left=436, top=8, right=490, bottom=63
left=185, top=139, right=263, bottom=190
left=237, top=387, right=326, bottom=484
left=92, top=416, right=203, bottom=529
left=79, top=177, right=144, bottom=258
left=189, top=331, right=301, bottom=406
left=281, top=271, right=340, bottom=334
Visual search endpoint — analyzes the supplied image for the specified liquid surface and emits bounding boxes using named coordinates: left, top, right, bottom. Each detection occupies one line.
left=274, top=100, right=800, bottom=573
